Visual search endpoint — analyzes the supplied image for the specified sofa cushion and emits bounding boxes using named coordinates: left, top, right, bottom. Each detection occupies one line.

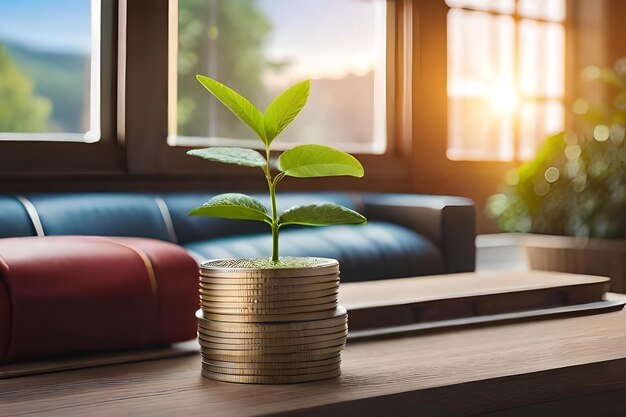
left=184, top=221, right=445, bottom=282
left=0, top=236, right=198, bottom=364
left=24, top=193, right=173, bottom=241
left=0, top=196, right=35, bottom=238
left=163, top=192, right=360, bottom=244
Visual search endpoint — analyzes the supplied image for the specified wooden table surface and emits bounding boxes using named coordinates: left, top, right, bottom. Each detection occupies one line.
left=2, top=272, right=626, bottom=417
left=3, top=303, right=626, bottom=416
left=339, top=270, right=609, bottom=308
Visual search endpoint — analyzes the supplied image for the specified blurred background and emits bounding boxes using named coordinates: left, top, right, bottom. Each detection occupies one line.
left=0, top=0, right=624, bottom=240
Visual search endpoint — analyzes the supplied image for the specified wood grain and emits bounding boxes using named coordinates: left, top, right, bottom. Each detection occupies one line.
left=340, top=271, right=609, bottom=308
left=5, top=271, right=603, bottom=380
left=341, top=271, right=610, bottom=330
left=524, top=234, right=626, bottom=293
left=3, top=295, right=626, bottom=416
left=0, top=343, right=196, bottom=379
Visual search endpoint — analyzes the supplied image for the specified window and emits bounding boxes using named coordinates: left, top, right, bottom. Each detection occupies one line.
left=169, top=0, right=388, bottom=154
left=446, top=0, right=566, bottom=161
left=0, top=0, right=102, bottom=143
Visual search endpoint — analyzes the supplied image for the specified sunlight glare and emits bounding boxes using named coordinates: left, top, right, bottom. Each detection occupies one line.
left=489, top=81, right=519, bottom=113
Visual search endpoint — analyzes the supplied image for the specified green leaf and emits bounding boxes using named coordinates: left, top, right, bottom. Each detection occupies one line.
left=278, top=203, right=367, bottom=227
left=263, top=80, right=310, bottom=144
left=196, top=75, right=267, bottom=144
left=278, top=144, right=365, bottom=178
left=189, top=193, right=271, bottom=223
left=187, top=147, right=266, bottom=168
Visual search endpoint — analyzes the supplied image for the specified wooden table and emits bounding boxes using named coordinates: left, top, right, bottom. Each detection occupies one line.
left=2, top=273, right=626, bottom=416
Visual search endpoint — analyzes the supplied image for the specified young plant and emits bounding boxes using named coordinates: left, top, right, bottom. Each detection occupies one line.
left=188, top=76, right=366, bottom=263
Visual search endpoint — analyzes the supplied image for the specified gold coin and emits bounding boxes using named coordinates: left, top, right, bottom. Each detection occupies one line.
left=201, top=350, right=341, bottom=363
left=200, top=299, right=337, bottom=309
left=199, top=307, right=341, bottom=322
left=200, top=367, right=341, bottom=384
left=199, top=288, right=339, bottom=302
left=200, top=293, right=337, bottom=306
left=198, top=330, right=348, bottom=347
left=200, top=274, right=339, bottom=286
left=200, top=303, right=338, bottom=315
left=200, top=344, right=344, bottom=359
left=200, top=257, right=339, bottom=279
left=198, top=323, right=347, bottom=339
left=198, top=337, right=346, bottom=353
left=198, top=317, right=348, bottom=334
left=202, top=355, right=341, bottom=370
left=199, top=335, right=346, bottom=351
left=200, top=300, right=338, bottom=315
left=202, top=362, right=340, bottom=376
left=199, top=281, right=339, bottom=294
left=196, top=307, right=347, bottom=329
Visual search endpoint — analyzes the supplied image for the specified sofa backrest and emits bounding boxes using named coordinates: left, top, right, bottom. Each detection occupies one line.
left=0, top=193, right=173, bottom=241
left=0, top=192, right=361, bottom=244
left=162, top=192, right=360, bottom=244
left=0, top=196, right=36, bottom=238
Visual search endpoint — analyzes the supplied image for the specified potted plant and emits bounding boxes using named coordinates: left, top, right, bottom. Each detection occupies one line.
left=488, top=58, right=626, bottom=292
left=187, top=75, right=366, bottom=384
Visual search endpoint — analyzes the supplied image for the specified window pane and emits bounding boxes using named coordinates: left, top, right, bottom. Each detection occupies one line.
left=448, top=97, right=514, bottom=160
left=448, top=10, right=514, bottom=97
left=445, top=0, right=515, bottom=14
left=519, top=100, right=564, bottom=160
left=447, top=9, right=515, bottom=160
left=0, top=0, right=100, bottom=142
left=172, top=0, right=387, bottom=153
left=518, top=0, right=566, bottom=22
left=447, top=3, right=566, bottom=161
left=519, top=20, right=565, bottom=98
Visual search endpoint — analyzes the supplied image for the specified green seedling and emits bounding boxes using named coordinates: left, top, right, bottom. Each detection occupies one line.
left=188, top=76, right=366, bottom=263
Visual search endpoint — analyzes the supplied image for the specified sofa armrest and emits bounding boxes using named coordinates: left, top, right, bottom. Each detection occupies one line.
left=360, top=193, right=476, bottom=273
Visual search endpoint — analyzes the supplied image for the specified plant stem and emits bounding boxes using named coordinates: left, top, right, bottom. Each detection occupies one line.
left=269, top=178, right=279, bottom=262
left=265, top=147, right=279, bottom=262
left=271, top=221, right=279, bottom=263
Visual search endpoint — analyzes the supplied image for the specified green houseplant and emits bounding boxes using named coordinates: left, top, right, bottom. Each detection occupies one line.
left=188, top=75, right=363, bottom=384
left=488, top=58, right=626, bottom=291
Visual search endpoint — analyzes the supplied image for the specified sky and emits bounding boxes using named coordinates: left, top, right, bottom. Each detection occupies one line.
left=257, top=0, right=384, bottom=82
left=0, top=0, right=384, bottom=79
left=0, top=0, right=92, bottom=54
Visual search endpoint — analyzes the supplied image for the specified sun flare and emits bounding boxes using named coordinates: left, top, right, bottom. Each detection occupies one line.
left=488, top=81, right=519, bottom=113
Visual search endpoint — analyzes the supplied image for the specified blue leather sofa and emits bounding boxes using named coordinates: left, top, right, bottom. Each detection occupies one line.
left=0, top=192, right=475, bottom=282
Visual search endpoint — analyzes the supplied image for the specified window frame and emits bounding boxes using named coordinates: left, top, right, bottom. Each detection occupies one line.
left=0, top=0, right=124, bottom=177
left=446, top=1, right=568, bottom=162
left=168, top=0, right=390, bottom=156
left=122, top=0, right=414, bottom=188
left=407, top=0, right=577, bottom=233
left=0, top=0, right=416, bottom=188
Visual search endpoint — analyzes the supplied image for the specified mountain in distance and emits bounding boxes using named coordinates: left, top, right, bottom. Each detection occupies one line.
left=1, top=39, right=89, bottom=133
left=275, top=71, right=376, bottom=147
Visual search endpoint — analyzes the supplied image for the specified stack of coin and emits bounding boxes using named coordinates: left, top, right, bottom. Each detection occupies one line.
left=196, top=257, right=347, bottom=384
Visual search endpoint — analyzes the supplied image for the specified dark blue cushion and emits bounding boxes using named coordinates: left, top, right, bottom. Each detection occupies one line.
left=25, top=193, right=172, bottom=241
left=0, top=196, right=36, bottom=238
left=163, top=192, right=360, bottom=244
left=161, top=193, right=269, bottom=245
left=184, top=221, right=445, bottom=282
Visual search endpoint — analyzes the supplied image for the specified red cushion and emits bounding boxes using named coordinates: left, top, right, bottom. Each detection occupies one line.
left=0, top=236, right=198, bottom=364
left=0, top=265, right=10, bottom=360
